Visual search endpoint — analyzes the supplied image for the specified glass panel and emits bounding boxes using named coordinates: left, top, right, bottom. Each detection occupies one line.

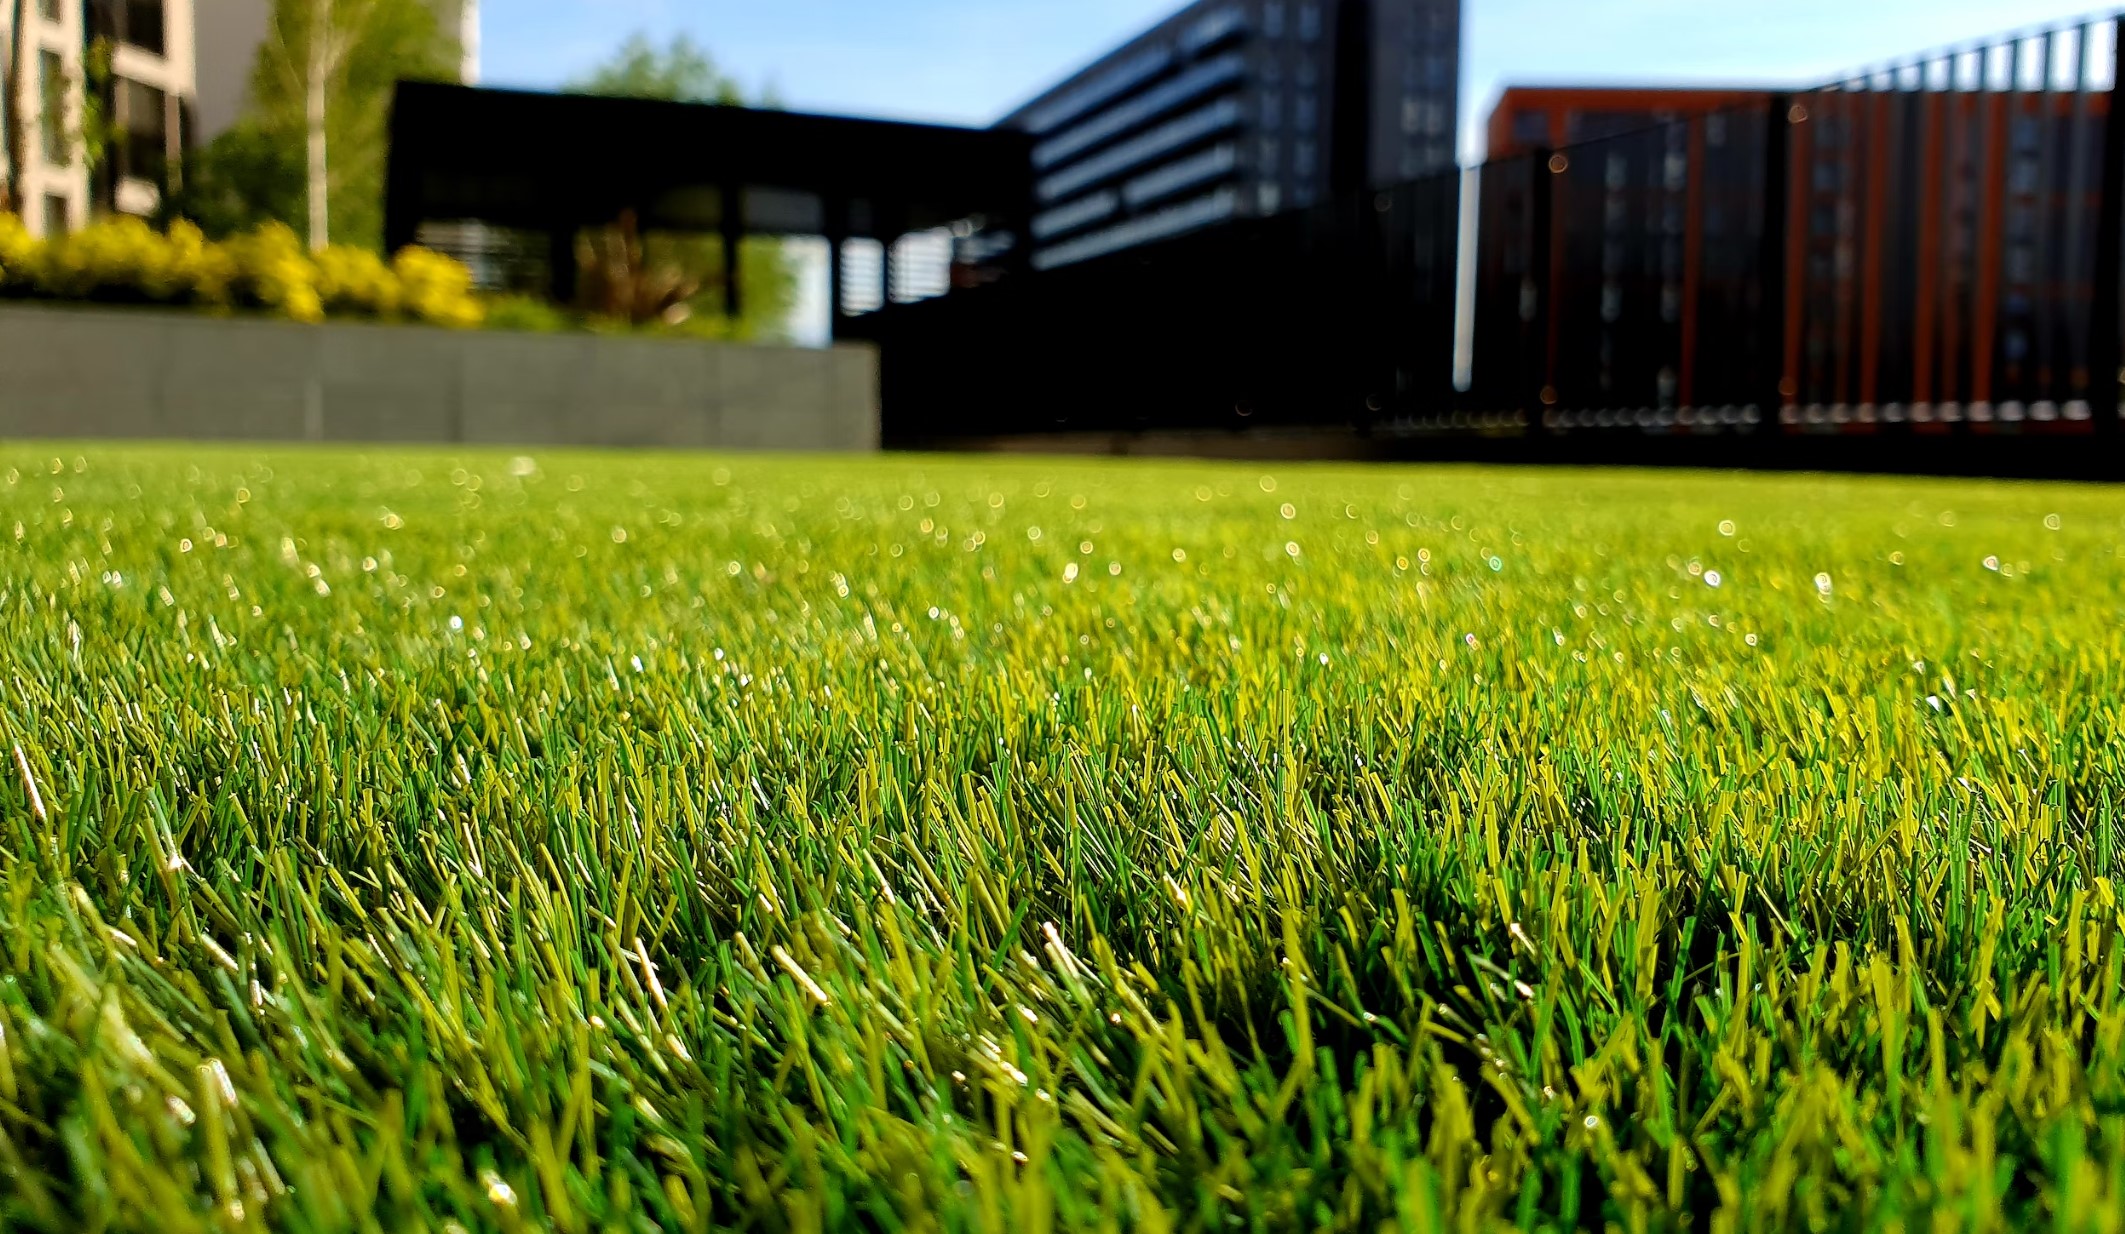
left=39, top=51, right=67, bottom=167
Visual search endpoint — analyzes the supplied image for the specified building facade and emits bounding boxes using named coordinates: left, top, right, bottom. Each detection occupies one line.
left=7, top=0, right=480, bottom=239
left=1485, top=86, right=1774, bottom=160
left=1473, top=81, right=2104, bottom=423
left=1000, top=0, right=1459, bottom=271
left=2, top=0, right=196, bottom=235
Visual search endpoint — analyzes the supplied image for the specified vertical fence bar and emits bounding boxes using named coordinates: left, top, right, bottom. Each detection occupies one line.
left=1861, top=74, right=1891, bottom=415
left=1759, top=94, right=1792, bottom=419
left=2092, top=16, right=2125, bottom=434
left=1914, top=58, right=1944, bottom=414
left=2030, top=30, right=2059, bottom=415
left=1544, top=147, right=1567, bottom=413
left=1835, top=83, right=1863, bottom=414
left=1942, top=51, right=1969, bottom=423
left=1528, top=146, right=1558, bottom=423
left=1779, top=96, right=1810, bottom=423
left=2067, top=22, right=2098, bottom=415
left=1972, top=41, right=2008, bottom=418
left=1680, top=115, right=1706, bottom=411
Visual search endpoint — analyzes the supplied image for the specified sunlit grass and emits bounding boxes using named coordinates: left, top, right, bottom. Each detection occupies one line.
left=3, top=443, right=2124, bottom=1231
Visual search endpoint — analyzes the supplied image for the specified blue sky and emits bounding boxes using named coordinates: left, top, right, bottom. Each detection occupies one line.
left=482, top=0, right=2104, bottom=162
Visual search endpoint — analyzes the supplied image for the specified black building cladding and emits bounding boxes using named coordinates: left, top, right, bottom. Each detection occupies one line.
left=999, top=0, right=1459, bottom=270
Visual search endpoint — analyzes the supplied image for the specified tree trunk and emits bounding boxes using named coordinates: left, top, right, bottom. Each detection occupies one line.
left=2, top=0, right=28, bottom=216
left=305, top=0, right=331, bottom=250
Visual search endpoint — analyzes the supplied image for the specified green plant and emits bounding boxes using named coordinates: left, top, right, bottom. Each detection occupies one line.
left=219, top=219, right=324, bottom=320
left=481, top=292, right=575, bottom=333
left=0, top=211, right=482, bottom=328
left=311, top=241, right=401, bottom=317
left=391, top=243, right=481, bottom=328
left=3, top=450, right=2124, bottom=1230
left=0, top=209, right=35, bottom=288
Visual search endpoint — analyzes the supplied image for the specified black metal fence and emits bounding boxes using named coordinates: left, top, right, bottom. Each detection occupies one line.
left=858, top=174, right=1458, bottom=441
left=859, top=12, right=2125, bottom=458
left=1457, top=14, right=2125, bottom=441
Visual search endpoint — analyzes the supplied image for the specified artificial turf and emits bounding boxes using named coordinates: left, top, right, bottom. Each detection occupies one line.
left=3, top=444, right=2123, bottom=1231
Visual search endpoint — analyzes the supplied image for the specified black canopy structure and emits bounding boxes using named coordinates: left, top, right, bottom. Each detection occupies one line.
left=383, top=82, right=1034, bottom=323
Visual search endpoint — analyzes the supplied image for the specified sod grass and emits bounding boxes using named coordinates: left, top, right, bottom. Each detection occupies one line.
left=2, top=444, right=2124, bottom=1232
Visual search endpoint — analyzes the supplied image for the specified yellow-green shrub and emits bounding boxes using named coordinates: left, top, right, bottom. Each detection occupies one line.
left=32, top=215, right=166, bottom=300
left=220, top=223, right=324, bottom=322
left=392, top=245, right=483, bottom=329
left=156, top=220, right=236, bottom=304
left=314, top=245, right=402, bottom=318
left=0, top=212, right=485, bottom=329
left=0, top=213, right=36, bottom=291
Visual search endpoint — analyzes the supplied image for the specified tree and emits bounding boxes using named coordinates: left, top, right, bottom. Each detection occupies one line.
left=161, top=122, right=304, bottom=239
left=167, top=0, right=455, bottom=249
left=263, top=0, right=456, bottom=249
left=567, top=34, right=743, bottom=105
left=565, top=33, right=796, bottom=340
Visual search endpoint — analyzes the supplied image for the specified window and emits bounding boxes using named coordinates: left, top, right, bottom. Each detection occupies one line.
left=124, top=0, right=166, bottom=54
left=39, top=51, right=67, bottom=167
left=38, top=0, right=59, bottom=19
left=1297, top=2, right=1320, bottom=41
left=43, top=194, right=68, bottom=236
left=87, top=0, right=167, bottom=54
left=120, top=78, right=168, bottom=182
left=1294, top=92, right=1317, bottom=131
left=1263, top=0, right=1284, bottom=38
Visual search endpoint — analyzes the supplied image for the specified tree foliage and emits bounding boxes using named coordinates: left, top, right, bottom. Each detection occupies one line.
left=168, top=0, right=457, bottom=250
left=566, top=33, right=743, bottom=105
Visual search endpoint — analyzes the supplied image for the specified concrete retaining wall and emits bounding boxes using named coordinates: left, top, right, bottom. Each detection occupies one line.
left=0, top=304, right=878, bottom=451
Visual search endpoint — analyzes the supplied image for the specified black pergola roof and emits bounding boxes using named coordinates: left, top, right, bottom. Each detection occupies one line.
left=382, top=82, right=1035, bottom=251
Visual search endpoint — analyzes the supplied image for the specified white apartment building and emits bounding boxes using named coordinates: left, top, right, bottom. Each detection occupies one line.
left=7, top=0, right=474, bottom=238
left=1, top=0, right=198, bottom=235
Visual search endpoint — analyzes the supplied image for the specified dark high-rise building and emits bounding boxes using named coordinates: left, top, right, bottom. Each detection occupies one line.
left=999, top=0, right=1460, bottom=270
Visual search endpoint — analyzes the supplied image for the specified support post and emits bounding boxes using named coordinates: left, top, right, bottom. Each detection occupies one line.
left=825, top=198, right=847, bottom=340
left=880, top=231, right=897, bottom=310
left=721, top=183, right=745, bottom=321
left=826, top=236, right=844, bottom=337
left=547, top=225, right=577, bottom=305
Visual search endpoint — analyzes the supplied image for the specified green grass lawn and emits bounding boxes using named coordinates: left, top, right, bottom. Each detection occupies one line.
left=3, top=445, right=2124, bottom=1232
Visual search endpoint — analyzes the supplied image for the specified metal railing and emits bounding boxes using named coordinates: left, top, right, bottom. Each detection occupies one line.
left=858, top=11, right=2125, bottom=455
left=1449, top=14, right=2125, bottom=440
